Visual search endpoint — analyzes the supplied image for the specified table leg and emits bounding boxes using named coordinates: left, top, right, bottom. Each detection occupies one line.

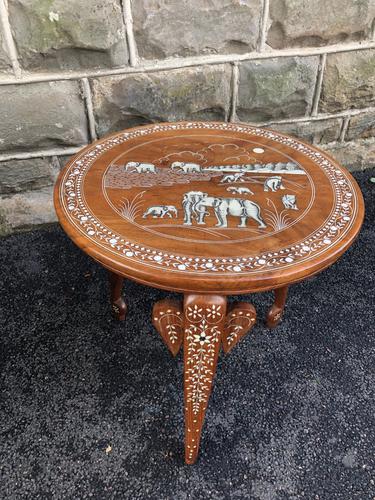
left=109, top=272, right=127, bottom=321
left=183, top=294, right=227, bottom=464
left=266, top=286, right=288, bottom=328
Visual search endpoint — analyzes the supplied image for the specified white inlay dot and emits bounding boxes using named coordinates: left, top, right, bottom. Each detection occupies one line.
left=253, top=147, right=265, bottom=154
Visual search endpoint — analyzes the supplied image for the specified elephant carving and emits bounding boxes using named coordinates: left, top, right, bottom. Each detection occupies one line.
left=124, top=161, right=156, bottom=173
left=182, top=191, right=208, bottom=225
left=171, top=161, right=201, bottom=173
left=182, top=191, right=266, bottom=229
left=143, top=205, right=178, bottom=218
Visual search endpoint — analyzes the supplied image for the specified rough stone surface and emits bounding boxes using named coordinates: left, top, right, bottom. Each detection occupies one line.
left=0, top=157, right=60, bottom=195
left=0, top=186, right=56, bottom=235
left=0, top=30, right=11, bottom=71
left=132, top=0, right=262, bottom=60
left=267, top=0, right=375, bottom=49
left=0, top=81, right=88, bottom=152
left=91, top=65, right=232, bottom=136
left=323, top=138, right=375, bottom=171
left=237, top=57, right=319, bottom=122
left=8, top=0, right=128, bottom=70
left=269, top=118, right=343, bottom=144
left=320, top=50, right=375, bottom=113
left=347, top=112, right=375, bottom=141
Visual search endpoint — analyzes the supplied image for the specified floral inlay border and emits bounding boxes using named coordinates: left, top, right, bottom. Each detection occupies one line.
left=60, top=122, right=358, bottom=275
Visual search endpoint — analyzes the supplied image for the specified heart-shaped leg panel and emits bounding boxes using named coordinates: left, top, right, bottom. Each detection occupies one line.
left=222, top=302, right=256, bottom=353
left=152, top=299, right=183, bottom=356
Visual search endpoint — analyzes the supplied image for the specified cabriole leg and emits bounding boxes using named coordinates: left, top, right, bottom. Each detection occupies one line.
left=183, top=294, right=227, bottom=464
left=266, top=286, right=288, bottom=328
left=109, top=272, right=127, bottom=321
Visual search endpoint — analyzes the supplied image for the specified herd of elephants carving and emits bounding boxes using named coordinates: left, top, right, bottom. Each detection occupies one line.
left=122, top=160, right=301, bottom=230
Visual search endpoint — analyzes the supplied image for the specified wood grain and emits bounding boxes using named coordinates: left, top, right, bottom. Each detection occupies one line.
left=267, top=286, right=289, bottom=328
left=183, top=294, right=226, bottom=464
left=223, top=302, right=257, bottom=353
left=109, top=272, right=127, bottom=321
left=54, top=121, right=365, bottom=295
left=152, top=299, right=183, bottom=356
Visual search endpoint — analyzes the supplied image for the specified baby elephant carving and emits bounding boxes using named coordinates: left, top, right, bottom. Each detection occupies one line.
left=171, top=161, right=201, bottom=173
left=143, top=205, right=178, bottom=218
left=125, top=161, right=156, bottom=173
left=264, top=176, right=285, bottom=192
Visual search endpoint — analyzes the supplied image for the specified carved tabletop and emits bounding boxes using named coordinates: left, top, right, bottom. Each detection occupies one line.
left=54, top=121, right=364, bottom=464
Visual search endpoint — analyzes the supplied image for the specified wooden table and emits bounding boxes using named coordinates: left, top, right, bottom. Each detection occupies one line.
left=54, top=121, right=364, bottom=464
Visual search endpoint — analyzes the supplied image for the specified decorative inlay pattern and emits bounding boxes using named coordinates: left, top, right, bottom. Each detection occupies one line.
left=183, top=295, right=226, bottom=463
left=60, top=122, right=358, bottom=275
left=222, top=302, right=256, bottom=353
left=152, top=299, right=183, bottom=356
left=185, top=305, right=223, bottom=414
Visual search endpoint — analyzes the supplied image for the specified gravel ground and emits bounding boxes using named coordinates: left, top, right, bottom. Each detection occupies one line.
left=0, top=169, right=374, bottom=500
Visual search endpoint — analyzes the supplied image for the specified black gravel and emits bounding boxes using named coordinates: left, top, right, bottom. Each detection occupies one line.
left=0, top=169, right=374, bottom=500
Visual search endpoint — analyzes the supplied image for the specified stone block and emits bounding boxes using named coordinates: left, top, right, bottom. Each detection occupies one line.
left=132, top=0, right=262, bottom=59
left=347, top=112, right=375, bottom=140
left=0, top=30, right=11, bottom=71
left=91, top=65, right=232, bottom=137
left=0, top=81, right=88, bottom=152
left=268, top=118, right=343, bottom=144
left=322, top=138, right=375, bottom=171
left=8, top=0, right=128, bottom=70
left=0, top=157, right=60, bottom=195
left=267, top=0, right=375, bottom=49
left=0, top=186, right=56, bottom=235
left=237, top=57, right=319, bottom=122
left=320, top=50, right=375, bottom=113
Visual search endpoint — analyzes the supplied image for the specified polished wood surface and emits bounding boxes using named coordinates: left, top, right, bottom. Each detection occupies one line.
left=183, top=294, right=227, bottom=464
left=54, top=121, right=364, bottom=464
left=152, top=299, right=183, bottom=356
left=267, top=286, right=288, bottom=328
left=109, top=272, right=127, bottom=321
left=54, top=121, right=364, bottom=295
left=223, top=302, right=256, bottom=353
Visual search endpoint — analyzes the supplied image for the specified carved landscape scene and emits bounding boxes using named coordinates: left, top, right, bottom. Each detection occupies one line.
left=104, top=142, right=311, bottom=243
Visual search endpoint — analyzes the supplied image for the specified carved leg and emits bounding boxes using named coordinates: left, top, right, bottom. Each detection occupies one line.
left=109, top=272, right=127, bottom=321
left=183, top=294, right=227, bottom=464
left=152, top=299, right=183, bottom=356
left=222, top=302, right=256, bottom=353
left=266, top=286, right=288, bottom=329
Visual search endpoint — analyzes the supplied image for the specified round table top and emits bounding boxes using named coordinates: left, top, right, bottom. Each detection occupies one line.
left=54, top=121, right=364, bottom=294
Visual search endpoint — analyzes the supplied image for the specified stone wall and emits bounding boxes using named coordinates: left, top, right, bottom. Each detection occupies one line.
left=0, top=0, right=374, bottom=234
